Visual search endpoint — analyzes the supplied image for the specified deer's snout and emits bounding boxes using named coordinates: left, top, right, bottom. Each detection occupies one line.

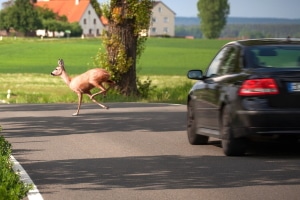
left=50, top=72, right=54, bottom=76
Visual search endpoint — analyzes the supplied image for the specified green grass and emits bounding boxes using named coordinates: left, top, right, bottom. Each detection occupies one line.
left=139, top=38, right=228, bottom=75
left=0, top=37, right=230, bottom=104
left=0, top=38, right=101, bottom=74
left=0, top=37, right=229, bottom=75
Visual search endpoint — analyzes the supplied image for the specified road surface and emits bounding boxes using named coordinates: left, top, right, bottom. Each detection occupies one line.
left=0, top=103, right=300, bottom=200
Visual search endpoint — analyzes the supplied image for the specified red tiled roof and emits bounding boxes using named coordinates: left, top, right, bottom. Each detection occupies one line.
left=35, top=0, right=90, bottom=23
left=100, top=16, right=108, bottom=26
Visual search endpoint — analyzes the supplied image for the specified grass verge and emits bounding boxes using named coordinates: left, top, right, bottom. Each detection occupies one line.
left=0, top=73, right=195, bottom=105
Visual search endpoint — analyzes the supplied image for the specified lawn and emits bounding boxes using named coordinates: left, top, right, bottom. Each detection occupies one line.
left=0, top=37, right=230, bottom=104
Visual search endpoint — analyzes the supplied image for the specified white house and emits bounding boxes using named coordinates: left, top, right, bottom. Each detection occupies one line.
left=149, top=1, right=176, bottom=37
left=35, top=0, right=105, bottom=36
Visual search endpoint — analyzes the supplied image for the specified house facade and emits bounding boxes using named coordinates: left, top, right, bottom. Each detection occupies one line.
left=149, top=1, right=176, bottom=37
left=1, top=0, right=175, bottom=37
left=34, top=0, right=105, bottom=37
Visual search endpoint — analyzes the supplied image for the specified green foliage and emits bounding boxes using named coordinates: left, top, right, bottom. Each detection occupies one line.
left=0, top=132, right=32, bottom=200
left=176, top=23, right=300, bottom=39
left=96, top=0, right=153, bottom=95
left=66, top=23, right=83, bottom=37
left=0, top=131, right=10, bottom=159
left=221, top=24, right=300, bottom=39
left=197, top=0, right=229, bottom=39
left=36, top=5, right=82, bottom=37
left=175, top=25, right=203, bottom=38
left=43, top=19, right=63, bottom=32
left=0, top=1, right=81, bottom=37
left=8, top=0, right=42, bottom=35
left=136, top=77, right=156, bottom=98
left=36, top=6, right=57, bottom=21
left=90, top=0, right=102, bottom=17
left=94, top=34, right=133, bottom=80
left=0, top=8, right=13, bottom=33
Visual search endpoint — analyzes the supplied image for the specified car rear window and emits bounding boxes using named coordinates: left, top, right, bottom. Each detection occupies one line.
left=245, top=45, right=300, bottom=68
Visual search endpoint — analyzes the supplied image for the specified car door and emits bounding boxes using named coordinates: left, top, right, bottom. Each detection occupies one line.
left=194, top=45, right=240, bottom=134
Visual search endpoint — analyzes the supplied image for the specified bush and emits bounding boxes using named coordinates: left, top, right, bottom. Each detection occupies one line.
left=137, top=77, right=156, bottom=98
left=0, top=127, right=32, bottom=200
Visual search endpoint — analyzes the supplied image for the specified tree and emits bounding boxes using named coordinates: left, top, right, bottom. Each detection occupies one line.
left=9, top=0, right=42, bottom=36
left=94, top=0, right=153, bottom=96
left=197, top=0, right=229, bottom=39
left=90, top=0, right=102, bottom=17
left=0, top=8, right=13, bottom=35
left=35, top=6, right=82, bottom=37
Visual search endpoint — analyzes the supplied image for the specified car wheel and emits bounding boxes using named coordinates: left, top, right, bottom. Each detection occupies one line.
left=221, top=105, right=247, bottom=156
left=187, top=101, right=209, bottom=145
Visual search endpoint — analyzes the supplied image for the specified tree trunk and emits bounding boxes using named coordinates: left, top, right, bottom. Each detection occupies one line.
left=107, top=2, right=139, bottom=96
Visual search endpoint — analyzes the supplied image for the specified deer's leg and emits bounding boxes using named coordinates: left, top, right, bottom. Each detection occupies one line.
left=90, top=83, right=107, bottom=99
left=73, top=93, right=82, bottom=116
left=86, top=91, right=109, bottom=109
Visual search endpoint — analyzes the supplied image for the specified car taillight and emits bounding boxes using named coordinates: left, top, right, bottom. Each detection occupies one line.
left=239, top=78, right=279, bottom=96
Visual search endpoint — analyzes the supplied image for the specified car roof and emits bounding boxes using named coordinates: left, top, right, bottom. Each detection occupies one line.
left=226, top=38, right=300, bottom=47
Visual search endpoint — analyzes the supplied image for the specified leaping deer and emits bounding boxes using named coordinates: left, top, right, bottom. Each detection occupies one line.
left=51, top=59, right=115, bottom=116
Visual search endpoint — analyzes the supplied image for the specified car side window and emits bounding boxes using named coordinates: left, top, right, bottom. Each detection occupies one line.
left=205, top=47, right=227, bottom=78
left=205, top=46, right=239, bottom=77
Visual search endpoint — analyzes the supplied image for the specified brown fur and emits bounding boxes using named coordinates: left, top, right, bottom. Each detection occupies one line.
left=51, top=59, right=114, bottom=116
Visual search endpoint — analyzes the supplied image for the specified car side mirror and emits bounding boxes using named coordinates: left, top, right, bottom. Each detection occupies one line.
left=187, top=70, right=203, bottom=80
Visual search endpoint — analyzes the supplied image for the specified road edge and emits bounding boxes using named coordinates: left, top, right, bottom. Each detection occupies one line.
left=10, top=155, right=44, bottom=200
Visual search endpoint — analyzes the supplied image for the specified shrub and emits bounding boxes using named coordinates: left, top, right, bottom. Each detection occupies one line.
left=0, top=127, right=32, bottom=200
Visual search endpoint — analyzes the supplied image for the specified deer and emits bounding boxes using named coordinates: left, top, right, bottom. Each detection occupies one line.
left=51, top=59, right=115, bottom=116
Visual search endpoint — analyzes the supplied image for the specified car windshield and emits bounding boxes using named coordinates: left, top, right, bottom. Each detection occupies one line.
left=244, top=45, right=300, bottom=68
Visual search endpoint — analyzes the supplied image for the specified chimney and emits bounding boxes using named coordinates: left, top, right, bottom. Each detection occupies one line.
left=75, top=0, right=79, bottom=5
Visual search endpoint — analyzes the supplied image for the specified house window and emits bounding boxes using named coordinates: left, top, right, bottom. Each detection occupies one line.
left=158, top=7, right=162, bottom=13
left=96, top=29, right=99, bottom=35
left=84, top=18, right=87, bottom=24
left=163, top=27, right=168, bottom=33
left=93, top=18, right=96, bottom=25
left=88, top=10, right=91, bottom=15
left=164, top=17, right=169, bottom=23
left=151, top=27, right=156, bottom=33
left=89, top=29, right=92, bottom=35
left=152, top=17, right=156, bottom=23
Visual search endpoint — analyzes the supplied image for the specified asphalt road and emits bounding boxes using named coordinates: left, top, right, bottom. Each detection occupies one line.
left=1, top=103, right=300, bottom=200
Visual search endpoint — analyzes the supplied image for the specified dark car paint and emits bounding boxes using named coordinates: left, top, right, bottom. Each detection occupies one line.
left=188, top=39, right=300, bottom=141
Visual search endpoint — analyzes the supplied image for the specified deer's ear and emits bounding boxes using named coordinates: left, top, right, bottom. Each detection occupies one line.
left=58, top=59, right=64, bottom=66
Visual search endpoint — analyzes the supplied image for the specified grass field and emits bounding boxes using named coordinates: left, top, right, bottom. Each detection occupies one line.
left=0, top=37, right=230, bottom=104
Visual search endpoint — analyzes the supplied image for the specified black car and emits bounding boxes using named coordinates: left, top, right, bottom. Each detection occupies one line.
left=187, top=38, right=300, bottom=156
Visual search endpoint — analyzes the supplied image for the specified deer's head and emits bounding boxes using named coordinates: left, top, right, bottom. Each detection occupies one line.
left=51, top=59, right=65, bottom=76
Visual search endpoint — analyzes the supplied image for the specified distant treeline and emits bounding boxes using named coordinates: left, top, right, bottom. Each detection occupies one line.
left=176, top=17, right=300, bottom=26
left=175, top=17, right=300, bottom=39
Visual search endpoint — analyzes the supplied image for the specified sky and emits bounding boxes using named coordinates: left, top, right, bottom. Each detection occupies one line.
left=97, top=0, right=300, bottom=19
left=161, top=0, right=300, bottom=19
left=1, top=0, right=300, bottom=19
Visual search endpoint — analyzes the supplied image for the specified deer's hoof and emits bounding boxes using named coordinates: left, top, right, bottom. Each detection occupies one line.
left=72, top=113, right=79, bottom=116
left=105, top=106, right=109, bottom=110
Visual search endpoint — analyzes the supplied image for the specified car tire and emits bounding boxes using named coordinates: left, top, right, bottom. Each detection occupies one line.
left=187, top=101, right=209, bottom=145
left=221, top=105, right=247, bottom=156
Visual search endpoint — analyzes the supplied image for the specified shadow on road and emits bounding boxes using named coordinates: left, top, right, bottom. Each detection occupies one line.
left=19, top=154, right=300, bottom=192
left=0, top=103, right=186, bottom=138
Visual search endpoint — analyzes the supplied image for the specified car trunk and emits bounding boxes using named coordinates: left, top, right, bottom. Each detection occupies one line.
left=252, top=68, right=300, bottom=109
